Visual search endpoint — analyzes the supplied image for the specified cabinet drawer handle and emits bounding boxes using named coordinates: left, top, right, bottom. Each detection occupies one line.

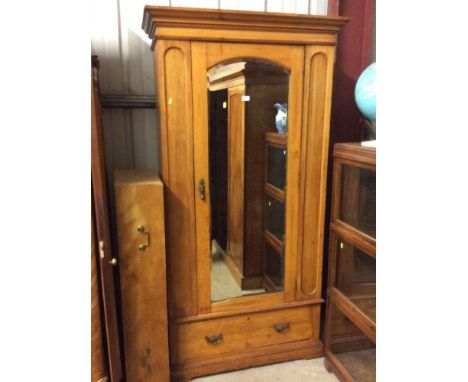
left=273, top=322, right=290, bottom=334
left=137, top=225, right=150, bottom=251
left=205, top=333, right=223, bottom=345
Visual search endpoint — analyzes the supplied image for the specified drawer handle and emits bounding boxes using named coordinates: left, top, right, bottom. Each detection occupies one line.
left=274, top=322, right=290, bottom=334
left=137, top=225, right=150, bottom=251
left=205, top=333, right=223, bottom=345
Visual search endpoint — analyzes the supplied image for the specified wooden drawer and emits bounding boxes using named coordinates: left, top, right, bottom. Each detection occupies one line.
left=170, top=305, right=318, bottom=365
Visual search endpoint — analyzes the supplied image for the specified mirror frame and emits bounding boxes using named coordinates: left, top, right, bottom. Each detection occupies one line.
left=191, top=42, right=305, bottom=314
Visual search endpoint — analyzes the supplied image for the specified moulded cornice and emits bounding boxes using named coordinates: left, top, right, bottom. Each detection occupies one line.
left=142, top=6, right=349, bottom=49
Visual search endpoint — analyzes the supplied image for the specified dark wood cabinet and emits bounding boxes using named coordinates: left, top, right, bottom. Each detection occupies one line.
left=324, top=143, right=376, bottom=382
left=264, top=132, right=287, bottom=291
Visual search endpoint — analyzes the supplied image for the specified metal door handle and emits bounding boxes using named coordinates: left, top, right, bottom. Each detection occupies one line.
left=199, top=179, right=206, bottom=200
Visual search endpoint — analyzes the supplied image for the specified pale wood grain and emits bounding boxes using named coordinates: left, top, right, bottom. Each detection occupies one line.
left=115, top=170, right=170, bottom=381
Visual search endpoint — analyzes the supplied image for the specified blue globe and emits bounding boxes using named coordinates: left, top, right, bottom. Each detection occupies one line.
left=355, top=63, right=376, bottom=121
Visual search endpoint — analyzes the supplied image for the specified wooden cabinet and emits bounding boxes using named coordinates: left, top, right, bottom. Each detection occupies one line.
left=324, top=143, right=376, bottom=382
left=142, top=6, right=347, bottom=381
left=114, top=171, right=170, bottom=382
left=264, top=132, right=287, bottom=291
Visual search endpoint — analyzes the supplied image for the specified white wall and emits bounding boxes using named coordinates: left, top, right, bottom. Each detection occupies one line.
left=91, top=0, right=328, bottom=179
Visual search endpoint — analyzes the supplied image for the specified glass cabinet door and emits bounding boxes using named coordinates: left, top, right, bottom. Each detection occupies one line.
left=266, top=144, right=287, bottom=191
left=338, top=164, right=376, bottom=237
left=327, top=302, right=376, bottom=382
left=332, top=236, right=376, bottom=323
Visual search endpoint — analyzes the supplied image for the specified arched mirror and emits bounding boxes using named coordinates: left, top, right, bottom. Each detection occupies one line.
left=207, top=59, right=290, bottom=302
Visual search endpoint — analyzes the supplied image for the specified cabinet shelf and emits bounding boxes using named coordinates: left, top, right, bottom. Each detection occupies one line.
left=264, top=132, right=287, bottom=146
left=264, top=183, right=285, bottom=203
left=328, top=288, right=376, bottom=341
left=264, top=230, right=283, bottom=253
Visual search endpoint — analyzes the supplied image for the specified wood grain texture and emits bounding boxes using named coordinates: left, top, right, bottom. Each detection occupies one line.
left=328, top=288, right=375, bottom=343
left=227, top=85, right=246, bottom=273
left=91, top=69, right=123, bottom=382
left=170, top=305, right=318, bottom=365
left=156, top=40, right=198, bottom=318
left=172, top=338, right=323, bottom=381
left=324, top=143, right=376, bottom=382
left=191, top=42, right=213, bottom=315
left=114, top=170, right=170, bottom=382
left=145, top=9, right=347, bottom=379
left=91, top=215, right=107, bottom=382
left=296, top=45, right=336, bottom=301
left=143, top=6, right=348, bottom=48
left=173, top=299, right=324, bottom=324
left=334, top=143, right=376, bottom=167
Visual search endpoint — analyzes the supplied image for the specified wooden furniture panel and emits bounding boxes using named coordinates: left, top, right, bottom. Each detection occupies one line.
left=91, top=214, right=107, bottom=382
left=142, top=6, right=346, bottom=47
left=156, top=40, right=198, bottom=318
left=191, top=41, right=212, bottom=315
left=115, top=170, right=170, bottom=382
left=173, top=338, right=323, bottom=382
left=226, top=85, right=246, bottom=271
left=325, top=143, right=376, bottom=382
left=91, top=59, right=123, bottom=381
left=297, top=45, right=336, bottom=301
left=170, top=305, right=319, bottom=365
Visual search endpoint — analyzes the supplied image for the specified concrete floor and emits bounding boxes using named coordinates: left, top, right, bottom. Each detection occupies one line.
left=193, top=358, right=339, bottom=382
left=211, top=257, right=266, bottom=302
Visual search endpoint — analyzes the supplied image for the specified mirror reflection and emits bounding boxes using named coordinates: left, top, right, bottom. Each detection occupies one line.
left=208, top=59, right=290, bottom=302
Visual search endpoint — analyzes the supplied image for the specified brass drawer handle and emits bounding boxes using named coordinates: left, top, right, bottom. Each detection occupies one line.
left=273, top=322, right=290, bottom=334
left=137, top=225, right=150, bottom=251
left=205, top=333, right=223, bottom=345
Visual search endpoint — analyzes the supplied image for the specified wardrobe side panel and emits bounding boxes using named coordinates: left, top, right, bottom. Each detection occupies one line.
left=115, top=171, right=170, bottom=382
left=298, top=45, right=336, bottom=300
left=156, top=40, right=198, bottom=318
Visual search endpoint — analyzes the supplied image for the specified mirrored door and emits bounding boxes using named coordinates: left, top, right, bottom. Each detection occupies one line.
left=191, top=42, right=305, bottom=309
left=207, top=59, right=290, bottom=302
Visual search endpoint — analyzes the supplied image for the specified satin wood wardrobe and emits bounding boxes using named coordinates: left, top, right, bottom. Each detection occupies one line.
left=142, top=6, right=347, bottom=381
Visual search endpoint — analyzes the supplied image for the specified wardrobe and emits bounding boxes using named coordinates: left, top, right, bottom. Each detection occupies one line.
left=142, top=6, right=347, bottom=381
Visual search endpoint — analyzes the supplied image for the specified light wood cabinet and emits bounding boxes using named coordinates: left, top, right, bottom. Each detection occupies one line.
left=114, top=171, right=170, bottom=382
left=324, top=143, right=376, bottom=382
left=142, top=6, right=347, bottom=381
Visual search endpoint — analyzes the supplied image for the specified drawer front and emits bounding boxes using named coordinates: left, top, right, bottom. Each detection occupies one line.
left=170, top=305, right=319, bottom=365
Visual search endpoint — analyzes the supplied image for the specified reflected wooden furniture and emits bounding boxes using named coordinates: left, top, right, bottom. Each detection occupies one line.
left=263, top=132, right=287, bottom=291
left=324, top=143, right=376, bottom=382
left=142, top=6, right=348, bottom=381
left=114, top=171, right=170, bottom=382
left=208, top=62, right=289, bottom=290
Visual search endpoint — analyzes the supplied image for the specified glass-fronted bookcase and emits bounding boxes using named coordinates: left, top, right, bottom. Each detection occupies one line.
left=324, top=143, right=376, bottom=382
left=263, top=132, right=287, bottom=291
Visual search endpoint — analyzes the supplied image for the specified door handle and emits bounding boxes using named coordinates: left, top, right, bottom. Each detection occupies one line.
left=199, top=179, right=206, bottom=200
left=137, top=225, right=150, bottom=251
